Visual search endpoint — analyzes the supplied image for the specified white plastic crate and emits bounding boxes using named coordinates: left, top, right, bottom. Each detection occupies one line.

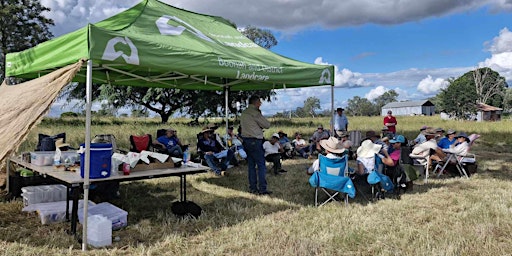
left=21, top=184, right=67, bottom=206
left=78, top=202, right=128, bottom=230
left=22, top=200, right=95, bottom=225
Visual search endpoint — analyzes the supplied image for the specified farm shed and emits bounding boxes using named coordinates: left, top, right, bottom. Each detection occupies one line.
left=381, top=100, right=435, bottom=116
left=476, top=103, right=502, bottom=122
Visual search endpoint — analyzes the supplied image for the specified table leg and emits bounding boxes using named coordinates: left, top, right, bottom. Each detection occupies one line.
left=65, top=186, right=70, bottom=221
left=69, top=185, right=80, bottom=235
left=180, top=175, right=187, bottom=202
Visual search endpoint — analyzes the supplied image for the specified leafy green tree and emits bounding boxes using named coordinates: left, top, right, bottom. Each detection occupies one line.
left=374, top=90, right=398, bottom=112
left=0, top=0, right=54, bottom=81
left=437, top=68, right=507, bottom=119
left=241, top=25, right=278, bottom=49
left=303, top=96, right=321, bottom=118
left=346, top=96, right=375, bottom=116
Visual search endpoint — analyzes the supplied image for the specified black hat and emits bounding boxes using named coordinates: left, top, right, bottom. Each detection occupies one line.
left=336, top=107, right=344, bottom=112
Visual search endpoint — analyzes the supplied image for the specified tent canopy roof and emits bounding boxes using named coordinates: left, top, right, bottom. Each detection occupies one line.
left=5, top=0, right=334, bottom=91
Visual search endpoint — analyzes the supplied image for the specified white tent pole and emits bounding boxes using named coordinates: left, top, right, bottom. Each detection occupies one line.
left=82, top=59, right=93, bottom=251
left=330, top=84, right=334, bottom=134
left=225, top=87, right=229, bottom=130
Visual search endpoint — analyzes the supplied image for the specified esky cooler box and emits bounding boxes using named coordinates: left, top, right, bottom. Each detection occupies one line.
left=80, top=143, right=112, bottom=179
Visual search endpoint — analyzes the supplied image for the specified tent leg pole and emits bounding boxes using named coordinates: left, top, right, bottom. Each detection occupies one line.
left=330, top=84, right=334, bottom=133
left=82, top=59, right=93, bottom=251
left=225, top=87, right=229, bottom=130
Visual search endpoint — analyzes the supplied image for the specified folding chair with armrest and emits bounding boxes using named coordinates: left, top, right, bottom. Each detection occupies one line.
left=309, top=154, right=355, bottom=206
left=434, top=134, right=479, bottom=178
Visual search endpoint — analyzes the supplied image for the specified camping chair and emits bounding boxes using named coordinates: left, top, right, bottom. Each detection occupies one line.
left=434, top=134, right=480, bottom=179
left=366, top=154, right=395, bottom=201
left=309, top=154, right=355, bottom=206
left=409, top=148, right=436, bottom=183
left=129, top=134, right=153, bottom=153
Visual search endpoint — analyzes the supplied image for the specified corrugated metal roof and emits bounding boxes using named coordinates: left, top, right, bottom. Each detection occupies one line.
left=382, top=100, right=433, bottom=108
left=477, top=102, right=502, bottom=111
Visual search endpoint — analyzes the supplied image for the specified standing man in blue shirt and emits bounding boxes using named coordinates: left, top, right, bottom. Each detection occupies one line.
left=331, top=107, right=349, bottom=138
left=241, top=95, right=272, bottom=195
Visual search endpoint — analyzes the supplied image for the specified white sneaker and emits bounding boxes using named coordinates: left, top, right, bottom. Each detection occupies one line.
left=227, top=165, right=234, bottom=169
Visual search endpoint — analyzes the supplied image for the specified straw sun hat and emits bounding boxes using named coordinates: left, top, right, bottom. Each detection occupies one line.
left=319, top=137, right=345, bottom=154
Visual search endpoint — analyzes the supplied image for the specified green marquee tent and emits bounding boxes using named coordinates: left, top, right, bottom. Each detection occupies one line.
left=4, top=0, right=334, bottom=250
left=6, top=0, right=334, bottom=90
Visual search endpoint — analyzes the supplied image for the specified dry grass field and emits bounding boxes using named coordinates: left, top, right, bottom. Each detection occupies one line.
left=1, top=115, right=512, bottom=255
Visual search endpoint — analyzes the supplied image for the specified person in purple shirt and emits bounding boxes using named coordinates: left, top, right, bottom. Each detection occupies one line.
left=437, top=129, right=457, bottom=149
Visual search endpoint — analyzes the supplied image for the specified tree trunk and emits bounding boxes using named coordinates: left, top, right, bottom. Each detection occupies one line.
left=160, top=113, right=171, bottom=123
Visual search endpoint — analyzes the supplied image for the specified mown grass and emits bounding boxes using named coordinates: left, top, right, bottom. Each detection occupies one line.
left=1, top=115, right=512, bottom=255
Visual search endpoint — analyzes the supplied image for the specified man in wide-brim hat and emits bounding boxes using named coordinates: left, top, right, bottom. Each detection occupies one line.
left=198, top=127, right=234, bottom=176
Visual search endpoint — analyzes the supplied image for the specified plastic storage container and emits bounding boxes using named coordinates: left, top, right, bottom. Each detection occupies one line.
left=30, top=152, right=54, bottom=166
left=21, top=184, right=67, bottom=206
left=22, top=200, right=95, bottom=224
left=80, top=143, right=112, bottom=179
left=87, top=215, right=112, bottom=247
left=78, top=202, right=128, bottom=230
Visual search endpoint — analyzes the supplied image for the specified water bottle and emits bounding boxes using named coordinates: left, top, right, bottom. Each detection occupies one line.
left=183, top=149, right=189, bottom=164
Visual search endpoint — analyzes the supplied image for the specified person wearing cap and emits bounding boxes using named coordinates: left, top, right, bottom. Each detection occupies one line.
left=442, top=132, right=470, bottom=156
left=307, top=137, right=347, bottom=175
left=223, top=126, right=246, bottom=159
left=263, top=133, right=286, bottom=175
left=198, top=128, right=234, bottom=176
left=383, top=110, right=397, bottom=134
left=412, top=126, right=428, bottom=145
left=308, top=124, right=330, bottom=157
left=154, top=128, right=184, bottom=157
left=240, top=95, right=272, bottom=195
left=363, top=130, right=381, bottom=143
left=292, top=132, right=309, bottom=159
left=385, top=135, right=406, bottom=167
left=277, top=130, right=294, bottom=159
left=437, top=129, right=457, bottom=149
left=331, top=107, right=349, bottom=137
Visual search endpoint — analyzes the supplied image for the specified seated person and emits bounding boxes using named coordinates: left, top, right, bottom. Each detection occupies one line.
left=223, top=126, right=247, bottom=159
left=198, top=128, right=234, bottom=176
left=442, top=132, right=470, bottom=157
left=308, top=124, right=330, bottom=157
left=277, top=130, right=294, bottom=159
left=438, top=129, right=457, bottom=149
left=307, top=137, right=347, bottom=175
left=411, top=126, right=428, bottom=146
left=263, top=133, right=286, bottom=175
left=292, top=132, right=309, bottom=159
left=153, top=128, right=183, bottom=157
left=356, top=140, right=387, bottom=175
left=410, top=127, right=444, bottom=163
left=434, top=128, right=445, bottom=143
left=207, top=123, right=227, bottom=149
left=382, top=135, right=406, bottom=168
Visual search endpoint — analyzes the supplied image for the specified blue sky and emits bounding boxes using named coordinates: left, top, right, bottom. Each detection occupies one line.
left=42, top=0, right=512, bottom=116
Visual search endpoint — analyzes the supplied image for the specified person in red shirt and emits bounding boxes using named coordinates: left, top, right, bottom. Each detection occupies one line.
left=383, top=110, right=397, bottom=134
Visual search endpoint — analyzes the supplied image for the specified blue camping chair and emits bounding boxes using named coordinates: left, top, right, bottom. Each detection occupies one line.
left=366, top=154, right=394, bottom=201
left=309, top=154, right=355, bottom=206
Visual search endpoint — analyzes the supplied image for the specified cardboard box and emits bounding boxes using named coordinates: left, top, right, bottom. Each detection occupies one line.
left=131, top=160, right=175, bottom=172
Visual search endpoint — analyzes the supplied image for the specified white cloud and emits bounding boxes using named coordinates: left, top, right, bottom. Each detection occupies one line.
left=480, top=27, right=512, bottom=81
left=416, top=75, right=448, bottom=94
left=365, top=86, right=388, bottom=101
left=485, top=27, right=512, bottom=54
left=43, top=1, right=512, bottom=36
